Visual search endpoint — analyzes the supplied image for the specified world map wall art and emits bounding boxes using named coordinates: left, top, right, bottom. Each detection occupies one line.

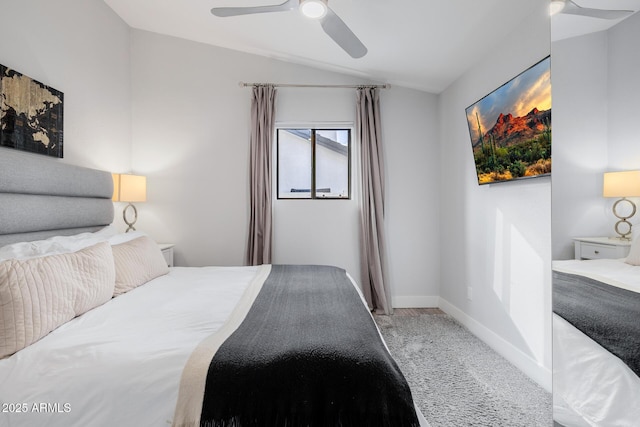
left=0, top=64, right=64, bottom=158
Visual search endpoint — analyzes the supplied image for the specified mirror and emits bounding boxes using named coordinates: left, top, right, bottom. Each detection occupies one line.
left=551, top=2, right=640, bottom=426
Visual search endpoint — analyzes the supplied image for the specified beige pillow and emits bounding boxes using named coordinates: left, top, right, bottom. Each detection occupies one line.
left=111, top=236, right=169, bottom=296
left=0, top=242, right=115, bottom=359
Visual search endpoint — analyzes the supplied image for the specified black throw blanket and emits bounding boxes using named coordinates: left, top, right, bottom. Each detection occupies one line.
left=200, top=265, right=420, bottom=427
left=553, top=270, right=640, bottom=377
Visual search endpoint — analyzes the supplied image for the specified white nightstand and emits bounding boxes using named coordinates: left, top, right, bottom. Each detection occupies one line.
left=573, top=237, right=631, bottom=260
left=158, top=243, right=175, bottom=267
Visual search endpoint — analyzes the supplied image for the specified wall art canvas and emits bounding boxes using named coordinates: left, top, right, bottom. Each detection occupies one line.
left=465, top=56, right=551, bottom=185
left=1, top=64, right=63, bottom=158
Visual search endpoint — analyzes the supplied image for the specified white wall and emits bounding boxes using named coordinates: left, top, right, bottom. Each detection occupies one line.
left=383, top=86, right=441, bottom=307
left=0, top=0, right=131, bottom=173
left=551, top=32, right=610, bottom=260
left=272, top=86, right=361, bottom=288
left=129, top=30, right=440, bottom=304
left=607, top=12, right=640, bottom=169
left=552, top=12, right=640, bottom=259
left=438, top=4, right=552, bottom=390
left=607, top=13, right=640, bottom=237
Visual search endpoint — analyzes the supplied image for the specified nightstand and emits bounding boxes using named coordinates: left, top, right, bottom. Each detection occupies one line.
left=158, top=243, right=175, bottom=267
left=573, top=237, right=631, bottom=260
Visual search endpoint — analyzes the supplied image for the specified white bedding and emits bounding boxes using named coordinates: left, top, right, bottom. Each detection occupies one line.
left=552, top=258, right=640, bottom=427
left=0, top=265, right=429, bottom=427
left=0, top=266, right=256, bottom=427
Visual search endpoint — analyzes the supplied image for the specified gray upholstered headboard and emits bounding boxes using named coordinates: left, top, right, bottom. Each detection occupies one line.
left=0, top=148, right=114, bottom=247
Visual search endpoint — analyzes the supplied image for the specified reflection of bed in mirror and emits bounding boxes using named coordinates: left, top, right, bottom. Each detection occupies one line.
left=552, top=251, right=640, bottom=427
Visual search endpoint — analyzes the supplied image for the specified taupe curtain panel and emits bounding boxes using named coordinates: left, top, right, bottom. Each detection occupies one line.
left=246, top=85, right=277, bottom=266
left=357, top=87, right=392, bottom=315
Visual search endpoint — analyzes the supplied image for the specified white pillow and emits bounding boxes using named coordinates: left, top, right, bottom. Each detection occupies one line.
left=0, top=242, right=116, bottom=359
left=0, top=227, right=145, bottom=261
left=112, top=236, right=169, bottom=296
left=625, top=235, right=640, bottom=266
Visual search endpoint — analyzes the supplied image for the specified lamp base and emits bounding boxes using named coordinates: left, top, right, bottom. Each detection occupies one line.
left=614, top=220, right=632, bottom=240
left=612, top=197, right=636, bottom=240
left=123, top=203, right=138, bottom=233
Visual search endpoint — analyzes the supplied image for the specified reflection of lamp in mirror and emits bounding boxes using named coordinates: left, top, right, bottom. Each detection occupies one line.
left=603, top=171, right=640, bottom=240
left=112, top=173, right=147, bottom=232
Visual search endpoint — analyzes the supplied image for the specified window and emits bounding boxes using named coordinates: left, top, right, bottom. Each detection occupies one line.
left=277, top=128, right=351, bottom=199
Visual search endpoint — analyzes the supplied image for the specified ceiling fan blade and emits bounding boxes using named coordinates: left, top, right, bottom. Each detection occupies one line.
left=211, top=0, right=297, bottom=17
left=320, top=7, right=367, bottom=59
left=562, top=0, right=633, bottom=19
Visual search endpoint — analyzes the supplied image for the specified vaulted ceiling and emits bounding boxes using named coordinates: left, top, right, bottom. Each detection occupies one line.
left=104, top=0, right=640, bottom=93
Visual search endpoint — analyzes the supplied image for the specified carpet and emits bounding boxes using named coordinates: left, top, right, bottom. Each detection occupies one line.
left=375, top=313, right=552, bottom=427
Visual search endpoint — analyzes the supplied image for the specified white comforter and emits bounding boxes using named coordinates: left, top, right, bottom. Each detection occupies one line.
left=553, top=259, right=640, bottom=427
left=0, top=266, right=429, bottom=427
left=0, top=266, right=256, bottom=427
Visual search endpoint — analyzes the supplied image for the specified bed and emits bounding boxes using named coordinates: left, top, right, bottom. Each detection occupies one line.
left=0, top=149, right=427, bottom=427
left=552, top=253, right=640, bottom=427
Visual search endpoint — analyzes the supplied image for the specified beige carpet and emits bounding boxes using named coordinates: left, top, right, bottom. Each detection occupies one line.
left=375, top=312, right=552, bottom=427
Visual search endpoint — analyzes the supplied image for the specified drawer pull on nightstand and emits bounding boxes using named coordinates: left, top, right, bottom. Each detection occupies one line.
left=594, top=250, right=599, bottom=254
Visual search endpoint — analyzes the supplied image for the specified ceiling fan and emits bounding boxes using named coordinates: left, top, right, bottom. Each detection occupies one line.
left=211, top=0, right=367, bottom=59
left=551, top=0, right=634, bottom=19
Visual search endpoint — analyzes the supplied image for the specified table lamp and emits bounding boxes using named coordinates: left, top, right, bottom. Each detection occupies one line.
left=603, top=170, right=640, bottom=240
left=112, top=173, right=147, bottom=232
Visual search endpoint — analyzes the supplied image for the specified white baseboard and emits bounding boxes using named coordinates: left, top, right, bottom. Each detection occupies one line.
left=392, top=295, right=440, bottom=308
left=438, top=298, right=552, bottom=392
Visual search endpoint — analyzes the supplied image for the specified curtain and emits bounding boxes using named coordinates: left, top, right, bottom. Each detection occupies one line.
left=356, top=87, right=392, bottom=315
left=246, top=85, right=277, bottom=266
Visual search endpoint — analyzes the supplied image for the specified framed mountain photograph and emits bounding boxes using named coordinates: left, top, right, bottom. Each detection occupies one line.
left=0, top=64, right=64, bottom=158
left=465, top=56, right=551, bottom=185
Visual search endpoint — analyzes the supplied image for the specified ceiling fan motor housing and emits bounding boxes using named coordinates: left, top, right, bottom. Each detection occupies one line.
left=299, top=0, right=328, bottom=19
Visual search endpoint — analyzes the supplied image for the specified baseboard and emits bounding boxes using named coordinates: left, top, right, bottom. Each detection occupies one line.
left=392, top=295, right=440, bottom=308
left=438, top=298, right=552, bottom=393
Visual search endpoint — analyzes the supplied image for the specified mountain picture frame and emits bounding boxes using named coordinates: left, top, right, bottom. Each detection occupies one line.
left=465, top=56, right=551, bottom=185
left=0, top=64, right=64, bottom=158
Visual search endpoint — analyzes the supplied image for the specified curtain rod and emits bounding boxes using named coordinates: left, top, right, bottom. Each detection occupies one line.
left=239, top=82, right=390, bottom=89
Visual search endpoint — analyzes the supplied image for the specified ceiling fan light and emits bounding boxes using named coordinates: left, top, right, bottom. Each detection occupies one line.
left=550, top=0, right=566, bottom=16
left=300, top=0, right=327, bottom=19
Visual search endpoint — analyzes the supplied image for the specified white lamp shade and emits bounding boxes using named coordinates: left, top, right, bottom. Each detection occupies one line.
left=603, top=171, right=640, bottom=198
left=112, top=173, right=120, bottom=202
left=112, top=173, right=147, bottom=202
